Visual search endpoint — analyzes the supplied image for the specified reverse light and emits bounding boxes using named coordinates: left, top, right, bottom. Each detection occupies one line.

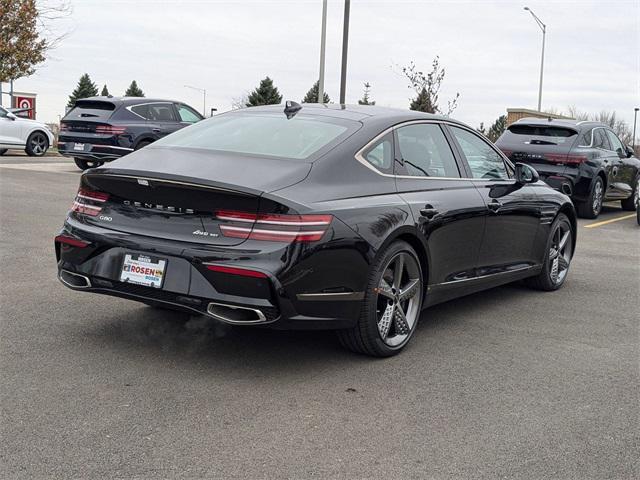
left=215, top=210, right=333, bottom=242
left=95, top=124, right=127, bottom=135
left=71, top=187, right=110, bottom=217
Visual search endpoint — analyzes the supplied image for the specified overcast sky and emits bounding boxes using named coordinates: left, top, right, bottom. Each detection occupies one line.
left=11, top=0, right=640, bottom=129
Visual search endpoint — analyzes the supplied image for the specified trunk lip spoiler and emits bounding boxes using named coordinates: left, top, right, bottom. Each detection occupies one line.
left=83, top=171, right=260, bottom=197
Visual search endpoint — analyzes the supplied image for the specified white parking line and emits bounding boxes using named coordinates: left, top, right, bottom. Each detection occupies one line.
left=0, top=162, right=79, bottom=175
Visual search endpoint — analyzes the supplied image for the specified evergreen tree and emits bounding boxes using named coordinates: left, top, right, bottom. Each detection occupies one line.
left=358, top=82, right=375, bottom=105
left=409, top=87, right=437, bottom=113
left=67, top=73, right=98, bottom=107
left=100, top=84, right=110, bottom=96
left=302, top=80, right=330, bottom=104
left=476, top=122, right=487, bottom=136
left=124, top=80, right=145, bottom=97
left=246, top=77, right=282, bottom=106
left=486, top=115, right=507, bottom=142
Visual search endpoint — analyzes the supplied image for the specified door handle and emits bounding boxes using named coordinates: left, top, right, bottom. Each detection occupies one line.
left=419, top=204, right=439, bottom=219
left=152, top=128, right=161, bottom=133
left=488, top=199, right=502, bottom=212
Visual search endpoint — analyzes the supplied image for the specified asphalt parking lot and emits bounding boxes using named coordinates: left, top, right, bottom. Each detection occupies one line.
left=1, top=156, right=638, bottom=479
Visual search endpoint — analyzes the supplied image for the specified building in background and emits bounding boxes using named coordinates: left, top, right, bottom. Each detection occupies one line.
left=506, top=108, right=572, bottom=126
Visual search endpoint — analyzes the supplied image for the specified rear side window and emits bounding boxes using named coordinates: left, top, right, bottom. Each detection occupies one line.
left=450, top=126, right=508, bottom=180
left=395, top=124, right=460, bottom=178
left=362, top=133, right=394, bottom=173
left=64, top=101, right=115, bottom=121
left=592, top=129, right=611, bottom=150
left=153, top=112, right=355, bottom=160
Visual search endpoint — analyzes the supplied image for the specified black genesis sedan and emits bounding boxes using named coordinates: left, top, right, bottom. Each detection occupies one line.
left=495, top=118, right=640, bottom=219
left=58, top=97, right=203, bottom=170
left=55, top=103, right=577, bottom=357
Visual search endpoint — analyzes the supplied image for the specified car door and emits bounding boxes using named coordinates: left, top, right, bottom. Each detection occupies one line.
left=604, top=129, right=636, bottom=198
left=590, top=127, right=620, bottom=198
left=447, top=125, right=541, bottom=275
left=393, top=122, right=487, bottom=294
left=146, top=103, right=182, bottom=139
left=0, top=107, right=25, bottom=147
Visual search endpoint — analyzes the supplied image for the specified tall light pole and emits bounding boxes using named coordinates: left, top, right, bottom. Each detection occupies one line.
left=184, top=85, right=206, bottom=117
left=339, top=0, right=350, bottom=105
left=524, top=6, right=546, bottom=112
left=317, top=0, right=327, bottom=104
left=633, top=107, right=639, bottom=150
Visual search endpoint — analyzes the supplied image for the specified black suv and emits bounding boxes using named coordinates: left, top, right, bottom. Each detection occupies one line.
left=495, top=118, right=639, bottom=218
left=59, top=97, right=203, bottom=170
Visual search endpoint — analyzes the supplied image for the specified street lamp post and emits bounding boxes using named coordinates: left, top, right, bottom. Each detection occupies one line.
left=184, top=85, right=206, bottom=117
left=524, top=6, right=546, bottom=112
left=633, top=108, right=639, bottom=150
left=339, top=0, right=350, bottom=105
left=317, top=0, right=327, bottom=104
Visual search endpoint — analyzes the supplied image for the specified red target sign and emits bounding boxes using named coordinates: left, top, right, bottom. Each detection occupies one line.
left=14, top=96, right=36, bottom=119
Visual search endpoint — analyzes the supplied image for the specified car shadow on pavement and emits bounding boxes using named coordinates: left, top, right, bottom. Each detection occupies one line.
left=81, top=281, right=533, bottom=371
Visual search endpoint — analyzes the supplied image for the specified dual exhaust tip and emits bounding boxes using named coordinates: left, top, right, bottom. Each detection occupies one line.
left=59, top=269, right=268, bottom=325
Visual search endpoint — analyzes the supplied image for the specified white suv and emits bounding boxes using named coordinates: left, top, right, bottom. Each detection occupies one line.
left=0, top=106, right=54, bottom=157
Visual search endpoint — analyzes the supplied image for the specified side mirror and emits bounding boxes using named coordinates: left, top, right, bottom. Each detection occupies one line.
left=515, top=162, right=539, bottom=184
left=5, top=111, right=16, bottom=121
left=625, top=145, right=635, bottom=158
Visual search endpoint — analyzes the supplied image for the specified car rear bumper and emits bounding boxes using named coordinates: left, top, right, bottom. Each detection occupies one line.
left=58, top=142, right=133, bottom=161
left=55, top=218, right=368, bottom=330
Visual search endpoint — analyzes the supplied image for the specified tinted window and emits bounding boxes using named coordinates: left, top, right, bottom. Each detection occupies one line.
left=147, top=103, right=175, bottom=121
left=362, top=133, right=393, bottom=173
left=177, top=104, right=202, bottom=123
left=130, top=104, right=150, bottom=119
left=396, top=124, right=460, bottom=178
left=502, top=124, right=577, bottom=146
left=592, top=129, right=611, bottom=150
left=508, top=125, right=576, bottom=137
left=605, top=130, right=624, bottom=153
left=64, top=101, right=116, bottom=121
left=451, top=126, right=508, bottom=180
left=154, top=112, right=354, bottom=160
left=579, top=129, right=593, bottom=146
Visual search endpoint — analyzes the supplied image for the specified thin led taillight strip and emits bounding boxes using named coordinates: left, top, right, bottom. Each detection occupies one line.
left=215, top=214, right=330, bottom=226
left=77, top=193, right=107, bottom=203
left=73, top=201, right=101, bottom=211
left=220, top=225, right=326, bottom=237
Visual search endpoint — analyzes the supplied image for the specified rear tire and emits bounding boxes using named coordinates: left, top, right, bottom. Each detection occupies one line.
left=135, top=140, right=153, bottom=150
left=576, top=176, right=604, bottom=219
left=25, top=131, right=49, bottom=157
left=620, top=176, right=639, bottom=211
left=0, top=148, right=7, bottom=156
left=526, top=213, right=573, bottom=291
left=74, top=158, right=104, bottom=170
left=337, top=240, right=424, bottom=357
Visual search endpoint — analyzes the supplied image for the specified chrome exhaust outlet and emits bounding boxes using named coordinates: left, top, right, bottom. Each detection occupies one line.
left=59, top=270, right=92, bottom=289
left=561, top=183, right=573, bottom=196
left=207, top=302, right=267, bottom=324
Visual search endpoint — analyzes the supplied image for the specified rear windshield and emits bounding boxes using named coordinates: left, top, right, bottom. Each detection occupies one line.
left=508, top=125, right=577, bottom=137
left=153, top=112, right=356, bottom=160
left=64, top=101, right=116, bottom=121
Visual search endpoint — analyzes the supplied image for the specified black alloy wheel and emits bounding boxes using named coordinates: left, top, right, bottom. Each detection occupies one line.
left=338, top=241, right=423, bottom=357
left=25, top=132, right=49, bottom=157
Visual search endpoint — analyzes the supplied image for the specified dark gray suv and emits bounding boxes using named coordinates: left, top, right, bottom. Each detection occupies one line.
left=495, top=118, right=639, bottom=218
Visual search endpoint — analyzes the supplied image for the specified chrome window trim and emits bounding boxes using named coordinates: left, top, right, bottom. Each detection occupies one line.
left=354, top=119, right=513, bottom=182
left=126, top=102, right=175, bottom=121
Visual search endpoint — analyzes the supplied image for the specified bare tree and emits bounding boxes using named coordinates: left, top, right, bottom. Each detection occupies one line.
left=231, top=94, right=249, bottom=110
left=401, top=57, right=459, bottom=116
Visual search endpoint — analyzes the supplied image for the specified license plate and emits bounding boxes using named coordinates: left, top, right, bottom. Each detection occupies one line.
left=120, top=253, right=166, bottom=288
left=74, top=143, right=85, bottom=151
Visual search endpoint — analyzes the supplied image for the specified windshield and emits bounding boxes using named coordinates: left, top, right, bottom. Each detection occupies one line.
left=153, top=112, right=357, bottom=160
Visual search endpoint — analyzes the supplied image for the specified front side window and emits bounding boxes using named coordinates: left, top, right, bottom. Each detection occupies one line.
left=362, top=133, right=393, bottom=173
left=605, top=130, right=624, bottom=154
left=154, top=112, right=355, bottom=160
left=450, top=126, right=508, bottom=180
left=396, top=123, right=460, bottom=178
left=177, top=104, right=202, bottom=123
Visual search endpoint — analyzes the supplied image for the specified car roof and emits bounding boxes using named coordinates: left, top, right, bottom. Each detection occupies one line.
left=511, top=117, right=608, bottom=131
left=233, top=103, right=468, bottom=127
left=76, top=96, right=182, bottom=106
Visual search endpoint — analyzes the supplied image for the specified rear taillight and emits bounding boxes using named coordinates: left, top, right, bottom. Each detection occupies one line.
left=71, top=188, right=110, bottom=217
left=95, top=124, right=126, bottom=135
left=55, top=235, right=89, bottom=248
left=546, top=153, right=587, bottom=164
left=215, top=210, right=333, bottom=242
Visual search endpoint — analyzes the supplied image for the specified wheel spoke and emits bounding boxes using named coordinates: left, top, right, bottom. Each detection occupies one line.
left=399, top=278, right=420, bottom=302
left=376, top=279, right=394, bottom=300
left=394, top=305, right=410, bottom=335
left=558, top=255, right=570, bottom=271
left=392, top=254, right=404, bottom=289
left=549, top=248, right=558, bottom=260
left=550, top=257, right=559, bottom=283
left=558, top=230, right=570, bottom=251
left=378, top=303, right=394, bottom=339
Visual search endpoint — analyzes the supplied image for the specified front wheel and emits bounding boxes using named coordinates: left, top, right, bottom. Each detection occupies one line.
left=74, top=158, right=104, bottom=170
left=620, top=176, right=639, bottom=211
left=576, top=176, right=604, bottom=219
left=526, top=213, right=574, bottom=291
left=337, top=240, right=424, bottom=357
left=25, top=131, right=49, bottom=157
